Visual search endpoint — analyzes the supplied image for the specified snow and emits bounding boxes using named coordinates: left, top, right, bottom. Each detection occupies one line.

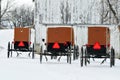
left=0, top=29, right=120, bottom=80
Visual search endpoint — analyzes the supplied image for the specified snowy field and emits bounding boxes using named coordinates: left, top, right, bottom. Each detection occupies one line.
left=0, top=29, right=120, bottom=80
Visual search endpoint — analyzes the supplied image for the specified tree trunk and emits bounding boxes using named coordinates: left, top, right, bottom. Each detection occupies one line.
left=107, top=0, right=119, bottom=24
left=0, top=0, right=1, bottom=27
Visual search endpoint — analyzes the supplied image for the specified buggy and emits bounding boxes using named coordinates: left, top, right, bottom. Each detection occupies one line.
left=40, top=27, right=79, bottom=63
left=81, top=27, right=115, bottom=67
left=7, top=27, right=35, bottom=59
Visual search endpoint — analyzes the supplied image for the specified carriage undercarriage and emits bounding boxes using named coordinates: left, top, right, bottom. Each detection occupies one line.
left=39, top=45, right=79, bottom=64
left=7, top=42, right=35, bottom=59
left=80, top=46, right=115, bottom=67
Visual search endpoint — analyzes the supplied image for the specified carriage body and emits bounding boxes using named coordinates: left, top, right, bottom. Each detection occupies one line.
left=47, top=27, right=74, bottom=54
left=87, top=27, right=110, bottom=57
left=14, top=28, right=31, bottom=51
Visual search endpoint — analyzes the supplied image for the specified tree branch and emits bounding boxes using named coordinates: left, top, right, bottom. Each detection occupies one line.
left=107, top=0, right=119, bottom=24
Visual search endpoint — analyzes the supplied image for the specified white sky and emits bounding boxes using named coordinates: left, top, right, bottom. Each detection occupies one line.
left=14, top=0, right=34, bottom=6
left=2, top=0, right=34, bottom=8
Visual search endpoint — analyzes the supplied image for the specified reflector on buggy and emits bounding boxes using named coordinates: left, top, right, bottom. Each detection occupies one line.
left=81, top=27, right=115, bottom=67
left=40, top=27, right=79, bottom=63
left=7, top=27, right=35, bottom=59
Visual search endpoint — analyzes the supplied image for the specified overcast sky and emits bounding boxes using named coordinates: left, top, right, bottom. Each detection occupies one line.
left=2, top=0, right=34, bottom=8
left=14, top=0, right=34, bottom=6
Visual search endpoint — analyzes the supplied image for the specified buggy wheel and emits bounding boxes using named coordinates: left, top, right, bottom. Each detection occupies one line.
left=110, top=48, right=115, bottom=67
left=73, top=45, right=79, bottom=60
left=69, top=53, right=71, bottom=64
left=10, top=43, right=12, bottom=57
left=110, top=49, right=112, bottom=67
left=40, top=46, right=43, bottom=63
left=76, top=45, right=79, bottom=59
left=7, top=42, right=10, bottom=58
left=85, top=48, right=87, bottom=66
left=40, top=53, right=42, bottom=63
left=67, top=54, right=69, bottom=63
left=81, top=47, right=83, bottom=67
left=70, top=49, right=72, bottom=64
left=68, top=54, right=71, bottom=64
left=32, top=44, right=35, bottom=59
left=51, top=56, right=53, bottom=59
left=73, top=45, right=76, bottom=60
left=68, top=50, right=71, bottom=64
left=112, top=48, right=115, bottom=66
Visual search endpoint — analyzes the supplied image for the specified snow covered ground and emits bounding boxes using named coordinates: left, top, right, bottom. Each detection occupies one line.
left=0, top=29, right=120, bottom=80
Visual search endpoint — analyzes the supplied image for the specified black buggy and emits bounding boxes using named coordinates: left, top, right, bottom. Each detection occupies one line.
left=7, top=27, right=35, bottom=59
left=40, top=27, right=79, bottom=64
left=81, top=27, right=115, bottom=67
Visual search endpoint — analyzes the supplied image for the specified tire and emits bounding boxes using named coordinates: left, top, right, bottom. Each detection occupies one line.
left=74, top=45, right=79, bottom=60
left=10, top=43, right=12, bottom=57
left=68, top=49, right=72, bottom=64
left=76, top=45, right=79, bottom=59
left=112, top=48, right=115, bottom=66
left=7, top=42, right=10, bottom=58
left=32, top=44, right=35, bottom=59
left=85, top=48, right=87, bottom=66
left=40, top=53, right=42, bottom=64
left=69, top=54, right=71, bottom=64
left=110, top=48, right=113, bottom=67
left=40, top=46, right=43, bottom=63
left=73, top=45, right=76, bottom=60
left=66, top=48, right=71, bottom=64
left=110, top=50, right=112, bottom=67
left=81, top=47, right=83, bottom=67
left=67, top=54, right=69, bottom=63
left=110, top=48, right=115, bottom=67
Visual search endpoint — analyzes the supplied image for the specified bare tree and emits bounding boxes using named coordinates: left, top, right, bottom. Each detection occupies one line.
left=99, top=0, right=119, bottom=24
left=60, top=1, right=64, bottom=24
left=100, top=0, right=108, bottom=24
left=7, top=5, right=34, bottom=27
left=0, top=0, right=1, bottom=27
left=7, top=8, right=20, bottom=27
left=60, top=1, right=71, bottom=24
left=106, top=0, right=119, bottom=24
left=0, top=0, right=15, bottom=27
